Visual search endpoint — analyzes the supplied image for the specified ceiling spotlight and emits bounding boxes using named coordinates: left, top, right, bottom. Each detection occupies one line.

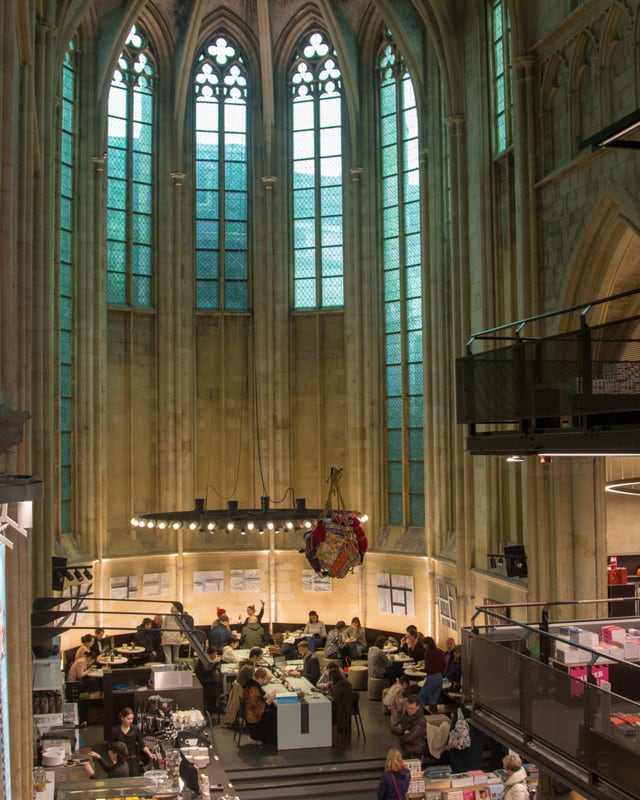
left=506, top=455, right=525, bottom=463
left=226, top=521, right=235, bottom=531
left=539, top=455, right=552, bottom=464
left=246, top=522, right=255, bottom=531
left=63, top=569, right=75, bottom=582
left=83, top=568, right=93, bottom=581
left=73, top=568, right=84, bottom=582
left=172, top=521, right=181, bottom=530
left=188, top=521, right=198, bottom=530
left=207, top=521, right=217, bottom=531
left=267, top=521, right=275, bottom=531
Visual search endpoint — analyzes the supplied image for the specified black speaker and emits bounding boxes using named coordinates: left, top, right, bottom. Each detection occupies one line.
left=504, top=544, right=528, bottom=578
left=52, top=556, right=67, bottom=591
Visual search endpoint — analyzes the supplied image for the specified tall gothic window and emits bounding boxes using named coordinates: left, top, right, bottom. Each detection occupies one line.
left=58, top=43, right=76, bottom=534
left=378, top=35, right=425, bottom=527
left=290, top=30, right=344, bottom=310
left=194, top=35, right=249, bottom=311
left=489, top=0, right=513, bottom=153
left=107, top=26, right=155, bottom=307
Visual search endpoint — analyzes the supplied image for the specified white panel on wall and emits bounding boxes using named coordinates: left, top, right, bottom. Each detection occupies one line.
left=110, top=575, right=137, bottom=599
left=302, top=570, right=332, bottom=592
left=378, top=573, right=414, bottom=616
left=193, top=571, right=224, bottom=593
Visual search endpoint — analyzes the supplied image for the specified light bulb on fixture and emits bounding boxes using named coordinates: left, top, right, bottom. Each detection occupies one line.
left=246, top=522, right=255, bottom=531
left=506, top=455, right=525, bottom=463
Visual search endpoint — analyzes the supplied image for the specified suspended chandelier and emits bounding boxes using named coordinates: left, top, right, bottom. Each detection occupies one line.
left=131, top=495, right=326, bottom=535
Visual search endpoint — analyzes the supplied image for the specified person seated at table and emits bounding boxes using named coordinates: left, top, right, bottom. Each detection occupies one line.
left=243, top=599, right=265, bottom=625
left=342, top=616, right=368, bottom=663
left=324, top=620, right=347, bottom=659
left=368, top=635, right=396, bottom=678
left=300, top=610, right=327, bottom=651
left=316, top=661, right=345, bottom=693
left=327, top=666, right=354, bottom=743
left=399, top=625, right=425, bottom=662
left=134, top=617, right=158, bottom=661
left=390, top=694, right=426, bottom=760
left=90, top=628, right=106, bottom=657
left=209, top=613, right=234, bottom=650
left=443, top=644, right=462, bottom=690
left=242, top=667, right=277, bottom=744
left=418, top=636, right=446, bottom=713
left=68, top=651, right=100, bottom=691
left=239, top=614, right=265, bottom=649
left=74, top=633, right=95, bottom=662
left=288, top=639, right=320, bottom=685
left=222, top=639, right=241, bottom=663
left=237, top=647, right=263, bottom=687
left=442, top=636, right=456, bottom=670
left=83, top=741, right=129, bottom=779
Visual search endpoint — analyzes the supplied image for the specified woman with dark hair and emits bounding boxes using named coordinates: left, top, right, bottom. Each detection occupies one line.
left=110, top=707, right=158, bottom=775
left=342, top=616, right=367, bottom=663
left=377, top=747, right=411, bottom=800
left=418, top=636, right=446, bottom=713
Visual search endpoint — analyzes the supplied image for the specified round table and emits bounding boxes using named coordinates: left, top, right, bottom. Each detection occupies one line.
left=97, top=655, right=129, bottom=666
left=115, top=646, right=146, bottom=656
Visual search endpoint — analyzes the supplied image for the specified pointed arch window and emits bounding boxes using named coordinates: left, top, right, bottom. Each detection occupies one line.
left=290, top=30, right=344, bottom=310
left=194, top=34, right=249, bottom=311
left=489, top=0, right=513, bottom=153
left=378, top=35, right=425, bottom=527
left=58, top=42, right=76, bottom=534
left=107, top=25, right=155, bottom=307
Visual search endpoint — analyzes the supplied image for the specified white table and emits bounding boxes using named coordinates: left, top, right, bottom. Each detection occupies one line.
left=268, top=676, right=331, bottom=750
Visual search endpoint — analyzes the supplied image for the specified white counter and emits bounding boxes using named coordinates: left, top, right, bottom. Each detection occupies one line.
left=268, top=676, right=331, bottom=750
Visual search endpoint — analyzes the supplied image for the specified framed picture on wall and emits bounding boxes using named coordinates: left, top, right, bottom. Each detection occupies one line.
left=377, top=573, right=415, bottom=616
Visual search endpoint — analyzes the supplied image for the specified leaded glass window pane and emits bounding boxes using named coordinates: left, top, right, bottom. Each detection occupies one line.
left=291, top=30, right=344, bottom=309
left=379, top=33, right=425, bottom=527
left=490, top=0, right=513, bottom=152
left=107, top=25, right=155, bottom=308
left=195, top=34, right=248, bottom=310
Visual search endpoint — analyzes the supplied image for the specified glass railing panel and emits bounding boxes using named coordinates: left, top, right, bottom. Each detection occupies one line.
left=471, top=634, right=522, bottom=726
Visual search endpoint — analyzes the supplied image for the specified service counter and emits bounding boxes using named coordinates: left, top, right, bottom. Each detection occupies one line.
left=102, top=666, right=203, bottom=739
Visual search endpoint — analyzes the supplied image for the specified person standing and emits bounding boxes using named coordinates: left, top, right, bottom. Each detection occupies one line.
left=377, top=747, right=411, bottom=800
left=110, top=707, right=157, bottom=776
left=209, top=613, right=234, bottom=650
left=134, top=618, right=158, bottom=661
left=500, top=754, right=530, bottom=800
left=418, top=636, right=446, bottom=713
left=243, top=599, right=265, bottom=625
left=239, top=615, right=265, bottom=649
left=161, top=612, right=183, bottom=663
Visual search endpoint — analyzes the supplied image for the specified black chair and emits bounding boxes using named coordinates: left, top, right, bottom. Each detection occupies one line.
left=233, top=699, right=248, bottom=747
left=352, top=691, right=366, bottom=741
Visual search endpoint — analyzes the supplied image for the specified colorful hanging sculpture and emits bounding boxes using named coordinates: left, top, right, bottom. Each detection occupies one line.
left=303, top=468, right=368, bottom=579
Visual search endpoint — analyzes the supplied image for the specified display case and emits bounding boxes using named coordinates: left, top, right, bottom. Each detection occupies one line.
left=33, top=658, right=64, bottom=731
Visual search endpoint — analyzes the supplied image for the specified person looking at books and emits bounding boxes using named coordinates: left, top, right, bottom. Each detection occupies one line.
left=377, top=747, right=411, bottom=800
left=501, top=754, right=530, bottom=799
left=390, top=694, right=426, bottom=759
